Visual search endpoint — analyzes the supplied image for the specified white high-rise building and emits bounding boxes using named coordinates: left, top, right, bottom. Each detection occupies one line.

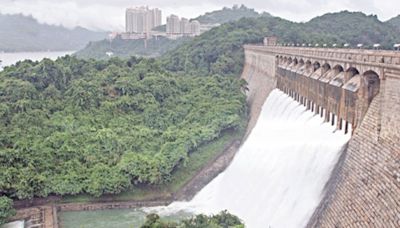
left=167, top=15, right=201, bottom=37
left=190, top=20, right=201, bottom=36
left=125, top=6, right=162, bottom=34
left=180, top=18, right=191, bottom=34
left=166, top=15, right=181, bottom=34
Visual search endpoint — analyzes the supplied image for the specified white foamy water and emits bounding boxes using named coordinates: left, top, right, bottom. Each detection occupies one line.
left=147, top=89, right=350, bottom=228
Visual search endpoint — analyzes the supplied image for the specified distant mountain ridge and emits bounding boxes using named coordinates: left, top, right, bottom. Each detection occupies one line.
left=300, top=11, right=397, bottom=47
left=193, top=5, right=268, bottom=24
left=0, top=13, right=107, bottom=52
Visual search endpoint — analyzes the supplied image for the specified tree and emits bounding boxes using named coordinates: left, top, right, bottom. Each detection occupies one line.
left=0, top=196, right=16, bottom=225
left=140, top=211, right=244, bottom=228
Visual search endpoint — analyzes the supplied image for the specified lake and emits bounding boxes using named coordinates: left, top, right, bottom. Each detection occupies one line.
left=0, top=51, right=74, bottom=70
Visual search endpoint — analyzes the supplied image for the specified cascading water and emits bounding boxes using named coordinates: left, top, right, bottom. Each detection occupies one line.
left=148, top=89, right=351, bottom=228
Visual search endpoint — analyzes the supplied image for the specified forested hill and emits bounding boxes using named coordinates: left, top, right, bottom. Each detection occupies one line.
left=162, top=11, right=400, bottom=77
left=0, top=56, right=246, bottom=203
left=193, top=5, right=268, bottom=24
left=0, top=13, right=107, bottom=52
left=75, top=36, right=189, bottom=60
left=304, top=11, right=397, bottom=45
left=387, top=15, right=400, bottom=31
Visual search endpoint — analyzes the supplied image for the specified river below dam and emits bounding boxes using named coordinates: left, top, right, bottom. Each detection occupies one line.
left=60, top=89, right=351, bottom=228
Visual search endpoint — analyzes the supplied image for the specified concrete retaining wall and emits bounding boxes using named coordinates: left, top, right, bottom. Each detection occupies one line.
left=241, top=48, right=277, bottom=137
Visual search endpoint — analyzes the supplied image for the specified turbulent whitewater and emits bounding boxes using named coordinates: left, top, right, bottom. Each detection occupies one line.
left=149, top=89, right=351, bottom=228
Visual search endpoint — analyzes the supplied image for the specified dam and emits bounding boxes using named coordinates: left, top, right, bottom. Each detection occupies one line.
left=242, top=39, right=400, bottom=227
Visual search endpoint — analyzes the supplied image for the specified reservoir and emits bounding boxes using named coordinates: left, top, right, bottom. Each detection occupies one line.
left=0, top=51, right=74, bottom=70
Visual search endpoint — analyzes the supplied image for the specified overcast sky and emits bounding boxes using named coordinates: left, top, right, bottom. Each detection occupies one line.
left=0, top=0, right=398, bottom=31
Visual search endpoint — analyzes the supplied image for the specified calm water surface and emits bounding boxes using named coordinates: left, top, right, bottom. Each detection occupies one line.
left=0, top=51, right=74, bottom=70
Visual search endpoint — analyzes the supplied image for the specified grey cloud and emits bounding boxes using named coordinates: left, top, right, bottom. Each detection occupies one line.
left=0, top=0, right=397, bottom=31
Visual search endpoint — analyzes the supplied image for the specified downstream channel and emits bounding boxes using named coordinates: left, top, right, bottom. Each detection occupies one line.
left=61, top=89, right=351, bottom=228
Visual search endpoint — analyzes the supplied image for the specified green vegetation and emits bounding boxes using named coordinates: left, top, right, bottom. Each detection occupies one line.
left=0, top=56, right=246, bottom=201
left=162, top=11, right=400, bottom=77
left=0, top=196, right=15, bottom=225
left=386, top=15, right=400, bottom=32
left=303, top=11, right=398, bottom=48
left=75, top=37, right=190, bottom=60
left=194, top=5, right=267, bottom=24
left=0, top=13, right=106, bottom=52
left=141, top=210, right=244, bottom=228
left=60, top=128, right=244, bottom=203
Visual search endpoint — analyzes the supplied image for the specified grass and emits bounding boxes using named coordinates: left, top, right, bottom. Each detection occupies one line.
left=60, top=121, right=246, bottom=204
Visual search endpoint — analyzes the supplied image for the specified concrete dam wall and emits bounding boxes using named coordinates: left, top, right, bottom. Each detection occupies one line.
left=241, top=45, right=400, bottom=227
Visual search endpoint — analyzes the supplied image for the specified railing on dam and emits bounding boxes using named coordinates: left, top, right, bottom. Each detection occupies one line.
left=244, top=45, right=400, bottom=68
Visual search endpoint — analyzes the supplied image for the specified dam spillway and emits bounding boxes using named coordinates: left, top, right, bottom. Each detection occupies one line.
left=149, top=89, right=351, bottom=228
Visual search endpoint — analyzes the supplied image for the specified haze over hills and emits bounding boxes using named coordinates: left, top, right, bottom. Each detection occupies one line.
left=0, top=13, right=107, bottom=52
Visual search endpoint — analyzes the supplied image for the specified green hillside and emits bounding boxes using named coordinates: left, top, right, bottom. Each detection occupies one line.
left=75, top=36, right=189, bottom=59
left=0, top=56, right=246, bottom=200
left=386, top=15, right=400, bottom=31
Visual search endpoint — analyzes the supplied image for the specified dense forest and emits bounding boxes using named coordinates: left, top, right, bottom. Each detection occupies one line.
left=0, top=13, right=107, bottom=52
left=162, top=11, right=400, bottom=77
left=387, top=15, right=400, bottom=32
left=0, top=56, right=246, bottom=205
left=140, top=210, right=244, bottom=228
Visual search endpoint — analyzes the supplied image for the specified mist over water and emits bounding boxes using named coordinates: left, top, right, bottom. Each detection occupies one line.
left=148, top=89, right=350, bottom=228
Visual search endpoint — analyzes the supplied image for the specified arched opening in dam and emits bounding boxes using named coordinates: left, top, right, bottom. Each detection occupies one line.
left=363, top=70, right=380, bottom=104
